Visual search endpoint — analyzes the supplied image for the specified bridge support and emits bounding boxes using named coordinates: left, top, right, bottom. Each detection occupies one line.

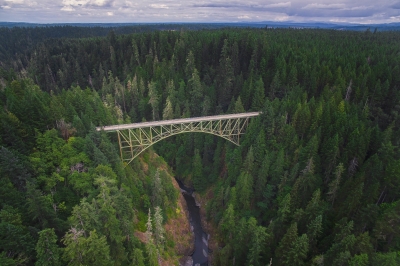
left=97, top=112, right=260, bottom=165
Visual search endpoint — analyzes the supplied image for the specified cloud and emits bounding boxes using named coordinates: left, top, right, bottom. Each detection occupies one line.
left=107, top=11, right=113, bottom=15
left=61, top=5, right=75, bottom=11
left=121, top=1, right=135, bottom=8
left=0, top=0, right=398, bottom=24
left=193, top=2, right=292, bottom=9
left=4, top=0, right=24, bottom=3
left=87, top=0, right=114, bottom=7
left=61, top=0, right=113, bottom=8
left=265, top=2, right=291, bottom=8
left=192, top=3, right=237, bottom=8
left=0, top=0, right=39, bottom=8
left=62, top=0, right=86, bottom=6
left=293, top=5, right=378, bottom=18
left=150, top=4, right=169, bottom=9
left=89, top=0, right=108, bottom=6
left=391, top=1, right=400, bottom=9
left=302, top=3, right=346, bottom=10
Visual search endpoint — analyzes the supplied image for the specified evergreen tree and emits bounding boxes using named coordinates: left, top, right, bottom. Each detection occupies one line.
left=35, top=228, right=61, bottom=266
left=327, top=163, right=344, bottom=206
left=219, top=204, right=235, bottom=241
left=189, top=68, right=203, bottom=116
left=252, top=78, right=265, bottom=111
left=62, top=229, right=112, bottom=266
left=285, top=234, right=309, bottom=266
left=236, top=171, right=253, bottom=211
left=276, top=222, right=298, bottom=264
left=307, top=215, right=323, bottom=246
left=162, top=96, right=174, bottom=120
left=233, top=96, right=245, bottom=113
left=246, top=217, right=268, bottom=266
left=131, top=249, right=145, bottom=266
left=192, top=149, right=204, bottom=191
left=153, top=206, right=165, bottom=251
left=269, top=70, right=281, bottom=99
left=148, top=81, right=159, bottom=120
left=151, top=170, right=162, bottom=208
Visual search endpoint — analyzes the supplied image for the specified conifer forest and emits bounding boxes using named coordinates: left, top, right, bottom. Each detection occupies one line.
left=0, top=25, right=400, bottom=265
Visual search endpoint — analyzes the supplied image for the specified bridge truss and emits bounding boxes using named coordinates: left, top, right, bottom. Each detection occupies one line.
left=96, top=112, right=260, bottom=165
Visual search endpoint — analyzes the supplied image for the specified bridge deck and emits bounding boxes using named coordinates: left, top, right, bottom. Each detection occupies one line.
left=96, top=112, right=260, bottom=132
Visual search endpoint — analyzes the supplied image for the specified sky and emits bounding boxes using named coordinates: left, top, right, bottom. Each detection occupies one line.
left=1, top=0, right=400, bottom=24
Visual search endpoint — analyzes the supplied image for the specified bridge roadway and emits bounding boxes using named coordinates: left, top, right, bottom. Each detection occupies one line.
left=96, top=112, right=261, bottom=132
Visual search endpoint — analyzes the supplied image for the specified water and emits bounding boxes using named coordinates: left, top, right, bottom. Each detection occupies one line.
left=177, top=180, right=208, bottom=266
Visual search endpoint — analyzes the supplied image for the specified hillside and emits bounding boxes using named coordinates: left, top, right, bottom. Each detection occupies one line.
left=1, top=25, right=400, bottom=265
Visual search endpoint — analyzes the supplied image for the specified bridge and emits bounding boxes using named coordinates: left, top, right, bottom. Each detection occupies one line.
left=96, top=112, right=260, bottom=165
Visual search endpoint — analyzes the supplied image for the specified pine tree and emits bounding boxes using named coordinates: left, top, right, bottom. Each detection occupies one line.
left=327, top=163, right=344, bottom=206
left=131, top=249, right=145, bottom=266
left=236, top=171, right=253, bottom=211
left=151, top=170, right=162, bottom=208
left=153, top=206, right=165, bottom=251
left=251, top=78, right=265, bottom=111
left=255, top=152, right=271, bottom=201
left=243, top=146, right=255, bottom=174
left=271, top=149, right=285, bottom=185
left=184, top=50, right=195, bottom=81
left=192, top=149, right=204, bottom=191
left=246, top=217, right=268, bottom=266
left=284, top=234, right=309, bottom=266
left=62, top=229, right=112, bottom=266
left=220, top=204, right=235, bottom=241
left=162, top=97, right=174, bottom=120
left=217, top=39, right=234, bottom=109
left=306, top=215, right=323, bottom=246
left=146, top=241, right=158, bottom=266
left=189, top=68, right=203, bottom=116
left=348, top=254, right=369, bottom=266
left=234, top=96, right=245, bottom=113
left=325, top=220, right=356, bottom=263
left=275, top=222, right=298, bottom=263
left=35, top=228, right=61, bottom=266
left=148, top=81, right=159, bottom=120
left=287, top=65, right=298, bottom=88
left=269, top=70, right=281, bottom=99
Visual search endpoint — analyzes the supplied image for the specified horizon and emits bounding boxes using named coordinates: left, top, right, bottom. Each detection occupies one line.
left=1, top=20, right=399, bottom=26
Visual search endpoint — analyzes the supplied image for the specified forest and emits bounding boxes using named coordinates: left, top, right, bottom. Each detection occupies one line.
left=0, top=25, right=400, bottom=265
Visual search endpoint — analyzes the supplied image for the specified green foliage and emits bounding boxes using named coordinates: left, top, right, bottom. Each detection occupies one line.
left=62, top=229, right=112, bottom=265
left=285, top=234, right=309, bottom=266
left=1, top=26, right=400, bottom=266
left=251, top=78, right=265, bottom=111
left=349, top=253, right=369, bottom=266
left=276, top=222, right=298, bottom=264
left=0, top=206, right=36, bottom=264
left=153, top=206, right=165, bottom=251
left=192, top=149, right=205, bottom=191
left=131, top=249, right=145, bottom=266
left=35, top=228, right=61, bottom=266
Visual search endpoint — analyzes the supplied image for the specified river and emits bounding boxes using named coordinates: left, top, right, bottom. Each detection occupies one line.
left=177, top=180, right=209, bottom=266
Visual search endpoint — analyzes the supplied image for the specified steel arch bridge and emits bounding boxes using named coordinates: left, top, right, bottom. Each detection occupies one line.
left=96, top=112, right=260, bottom=165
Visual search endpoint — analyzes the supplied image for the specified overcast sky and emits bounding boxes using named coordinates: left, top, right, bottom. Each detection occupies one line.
left=1, top=0, right=400, bottom=24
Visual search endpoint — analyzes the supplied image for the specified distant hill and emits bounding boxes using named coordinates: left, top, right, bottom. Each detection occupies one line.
left=1, top=21, right=400, bottom=31
left=231, top=21, right=400, bottom=31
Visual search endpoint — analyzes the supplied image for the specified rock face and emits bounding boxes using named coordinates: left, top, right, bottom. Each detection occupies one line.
left=133, top=167, right=195, bottom=266
left=193, top=189, right=219, bottom=266
left=165, top=177, right=195, bottom=257
left=180, top=256, right=193, bottom=266
left=192, top=192, right=201, bottom=207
